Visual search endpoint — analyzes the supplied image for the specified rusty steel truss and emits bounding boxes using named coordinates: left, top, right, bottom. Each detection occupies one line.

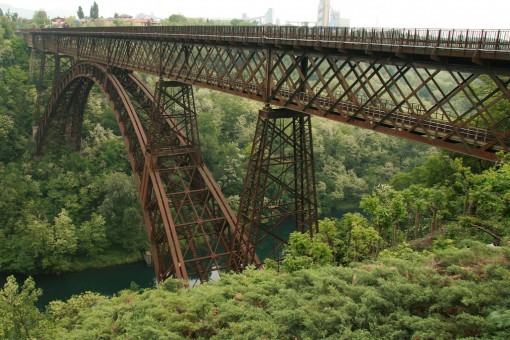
left=35, top=61, right=240, bottom=284
left=233, top=107, right=318, bottom=267
left=26, top=26, right=510, bottom=161
left=26, top=26, right=510, bottom=282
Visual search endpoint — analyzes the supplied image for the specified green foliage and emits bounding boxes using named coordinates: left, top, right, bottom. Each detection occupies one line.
left=379, top=242, right=414, bottom=258
left=167, top=14, right=187, bottom=25
left=0, top=38, right=146, bottom=275
left=315, top=217, right=340, bottom=260
left=488, top=310, right=510, bottom=329
left=98, top=172, right=146, bottom=251
left=34, top=245, right=510, bottom=338
left=0, top=61, right=35, bottom=162
left=281, top=232, right=333, bottom=272
left=161, top=14, right=242, bottom=26
left=31, top=10, right=49, bottom=28
left=41, top=209, right=78, bottom=272
left=77, top=6, right=84, bottom=20
left=390, top=154, right=457, bottom=190
left=0, top=15, right=15, bottom=40
left=78, top=213, right=107, bottom=255
left=89, top=2, right=99, bottom=19
left=0, top=276, right=42, bottom=339
left=336, top=213, right=380, bottom=263
left=360, top=184, right=407, bottom=249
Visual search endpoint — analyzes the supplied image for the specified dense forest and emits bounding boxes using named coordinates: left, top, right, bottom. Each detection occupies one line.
left=1, top=12, right=510, bottom=338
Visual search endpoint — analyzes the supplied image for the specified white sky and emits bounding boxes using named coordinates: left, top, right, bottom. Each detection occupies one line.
left=3, top=0, right=509, bottom=29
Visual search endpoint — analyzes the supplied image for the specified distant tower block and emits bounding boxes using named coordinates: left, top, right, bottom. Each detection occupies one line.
left=330, top=9, right=340, bottom=27
left=265, top=8, right=273, bottom=25
left=317, top=0, right=330, bottom=26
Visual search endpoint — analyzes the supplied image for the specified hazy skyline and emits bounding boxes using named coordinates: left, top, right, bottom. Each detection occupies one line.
left=1, top=0, right=509, bottom=29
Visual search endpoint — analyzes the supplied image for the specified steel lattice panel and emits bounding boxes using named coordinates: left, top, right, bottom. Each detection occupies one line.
left=28, top=27, right=510, bottom=160
left=36, top=62, right=240, bottom=284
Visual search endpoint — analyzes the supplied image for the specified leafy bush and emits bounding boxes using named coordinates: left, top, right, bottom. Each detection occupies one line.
left=28, top=245, right=510, bottom=339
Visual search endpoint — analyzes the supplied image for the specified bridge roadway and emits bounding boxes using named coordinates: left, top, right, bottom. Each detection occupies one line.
left=26, top=26, right=510, bottom=160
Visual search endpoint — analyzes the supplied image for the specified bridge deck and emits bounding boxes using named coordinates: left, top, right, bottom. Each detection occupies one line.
left=25, top=26, right=510, bottom=160
left=26, top=26, right=510, bottom=70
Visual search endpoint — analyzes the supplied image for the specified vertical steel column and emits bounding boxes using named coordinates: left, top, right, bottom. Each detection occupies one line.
left=235, top=106, right=318, bottom=267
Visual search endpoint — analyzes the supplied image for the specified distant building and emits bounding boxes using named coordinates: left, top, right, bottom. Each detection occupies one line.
left=265, top=8, right=273, bottom=25
left=330, top=9, right=340, bottom=26
left=316, top=0, right=350, bottom=27
left=131, top=18, right=160, bottom=26
left=51, top=17, right=66, bottom=28
left=241, top=8, right=273, bottom=25
left=317, top=0, right=330, bottom=26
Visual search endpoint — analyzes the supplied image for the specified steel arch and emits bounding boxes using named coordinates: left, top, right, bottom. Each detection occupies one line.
left=36, top=62, right=240, bottom=284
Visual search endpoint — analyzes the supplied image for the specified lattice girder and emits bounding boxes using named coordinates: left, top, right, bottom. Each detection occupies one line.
left=35, top=62, right=241, bottom=284
left=29, top=28, right=510, bottom=160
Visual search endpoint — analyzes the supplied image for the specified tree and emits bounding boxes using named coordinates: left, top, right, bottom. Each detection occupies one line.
left=77, top=6, right=84, bottom=19
left=167, top=14, right=187, bottom=25
left=315, top=218, right=341, bottom=262
left=337, top=212, right=380, bottom=262
left=459, top=153, right=510, bottom=243
left=360, top=184, right=407, bottom=251
left=42, top=209, right=78, bottom=271
left=1, top=15, right=16, bottom=39
left=281, top=232, right=332, bottom=272
left=0, top=8, right=3, bottom=17
left=402, top=185, right=428, bottom=240
left=77, top=213, right=107, bottom=255
left=422, top=186, right=450, bottom=232
left=0, top=276, right=42, bottom=339
left=98, top=172, right=145, bottom=251
left=32, top=10, right=49, bottom=28
left=389, top=191, right=407, bottom=245
left=89, top=2, right=99, bottom=19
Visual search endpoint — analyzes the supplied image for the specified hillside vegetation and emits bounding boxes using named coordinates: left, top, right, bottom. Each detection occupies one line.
left=2, top=242, right=510, bottom=338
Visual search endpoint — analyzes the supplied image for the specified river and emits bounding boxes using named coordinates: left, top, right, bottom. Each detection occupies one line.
left=0, top=262, right=156, bottom=309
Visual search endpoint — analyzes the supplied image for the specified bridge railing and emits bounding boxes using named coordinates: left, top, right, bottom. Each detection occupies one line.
left=28, top=26, right=510, bottom=53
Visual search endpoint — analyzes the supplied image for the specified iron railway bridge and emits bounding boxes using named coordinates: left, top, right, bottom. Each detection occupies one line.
left=24, top=26, right=510, bottom=285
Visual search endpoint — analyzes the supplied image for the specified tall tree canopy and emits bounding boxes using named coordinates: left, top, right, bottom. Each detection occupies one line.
left=31, top=10, right=49, bottom=28
left=77, top=6, right=84, bottom=19
left=89, top=2, right=99, bottom=19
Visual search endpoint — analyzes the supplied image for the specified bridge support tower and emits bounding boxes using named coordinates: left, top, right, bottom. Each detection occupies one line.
left=138, top=80, right=240, bottom=284
left=234, top=106, right=319, bottom=267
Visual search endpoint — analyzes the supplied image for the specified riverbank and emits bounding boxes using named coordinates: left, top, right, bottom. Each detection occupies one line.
left=67, top=249, right=144, bottom=272
left=0, top=249, right=144, bottom=277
